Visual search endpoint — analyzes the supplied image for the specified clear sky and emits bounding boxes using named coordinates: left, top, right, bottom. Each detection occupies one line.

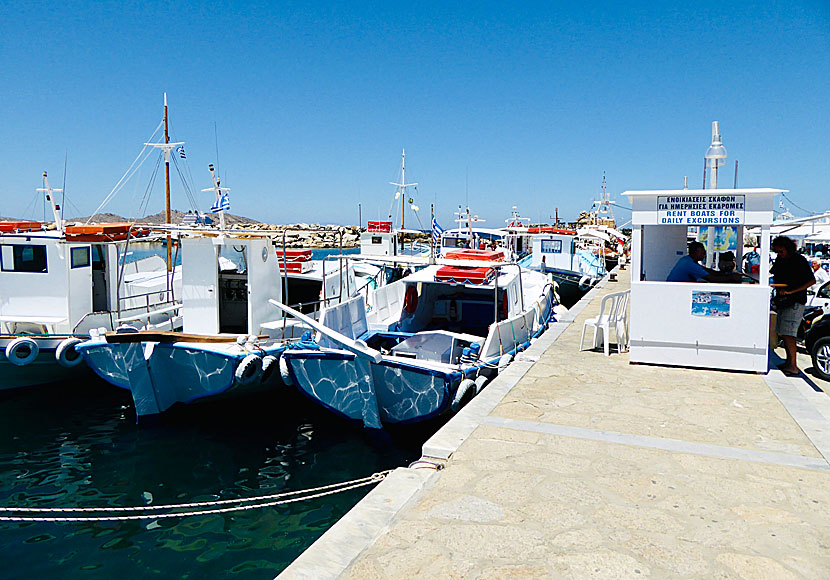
left=2, top=1, right=828, bottom=228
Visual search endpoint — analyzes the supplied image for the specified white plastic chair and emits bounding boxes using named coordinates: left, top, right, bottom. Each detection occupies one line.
left=580, top=290, right=630, bottom=356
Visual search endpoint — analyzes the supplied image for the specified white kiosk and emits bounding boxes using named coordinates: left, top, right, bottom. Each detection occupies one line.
left=625, top=188, right=782, bottom=373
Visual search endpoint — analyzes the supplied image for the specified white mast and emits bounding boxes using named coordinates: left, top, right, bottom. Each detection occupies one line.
left=37, top=171, right=63, bottom=234
left=389, top=149, right=417, bottom=229
left=202, top=164, right=230, bottom=230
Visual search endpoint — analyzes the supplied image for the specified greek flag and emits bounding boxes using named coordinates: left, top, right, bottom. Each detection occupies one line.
left=432, top=216, right=443, bottom=245
left=211, top=192, right=230, bottom=213
left=176, top=145, right=186, bottom=159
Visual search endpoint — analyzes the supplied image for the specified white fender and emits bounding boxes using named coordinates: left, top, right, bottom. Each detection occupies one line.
left=234, top=354, right=262, bottom=386
left=5, top=337, right=39, bottom=366
left=451, top=378, right=476, bottom=412
left=279, top=355, right=294, bottom=387
left=260, top=355, right=279, bottom=384
left=498, top=353, right=513, bottom=372
left=55, top=337, right=85, bottom=368
left=578, top=275, right=592, bottom=291
left=474, top=375, right=489, bottom=394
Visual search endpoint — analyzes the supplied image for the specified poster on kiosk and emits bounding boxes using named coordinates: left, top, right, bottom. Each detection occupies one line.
left=624, top=188, right=781, bottom=373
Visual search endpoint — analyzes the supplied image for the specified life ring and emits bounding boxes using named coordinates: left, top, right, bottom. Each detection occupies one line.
left=279, top=355, right=294, bottom=387
left=5, top=337, right=39, bottom=366
left=578, top=275, right=592, bottom=291
left=260, top=355, right=279, bottom=384
left=234, top=354, right=262, bottom=386
left=404, top=285, right=418, bottom=315
left=55, top=337, right=84, bottom=368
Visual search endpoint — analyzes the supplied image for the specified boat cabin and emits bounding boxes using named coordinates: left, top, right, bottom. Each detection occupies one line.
left=0, top=223, right=178, bottom=335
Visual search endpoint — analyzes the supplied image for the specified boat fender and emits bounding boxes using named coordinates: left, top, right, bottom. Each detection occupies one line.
left=234, top=354, right=262, bottom=386
left=5, top=337, right=39, bottom=366
left=55, top=337, right=85, bottom=368
left=451, top=378, right=476, bottom=412
left=279, top=355, right=294, bottom=387
left=578, top=275, right=592, bottom=291
left=498, top=353, right=513, bottom=372
left=260, top=355, right=279, bottom=384
left=474, top=374, right=489, bottom=394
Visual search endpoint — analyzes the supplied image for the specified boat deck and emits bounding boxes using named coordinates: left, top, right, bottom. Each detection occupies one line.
left=279, top=270, right=830, bottom=579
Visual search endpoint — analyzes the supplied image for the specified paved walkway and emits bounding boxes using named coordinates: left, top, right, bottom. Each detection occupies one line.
left=281, top=273, right=830, bottom=579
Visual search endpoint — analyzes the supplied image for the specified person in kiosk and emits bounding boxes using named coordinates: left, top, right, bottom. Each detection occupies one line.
left=770, top=236, right=816, bottom=377
left=666, top=241, right=741, bottom=283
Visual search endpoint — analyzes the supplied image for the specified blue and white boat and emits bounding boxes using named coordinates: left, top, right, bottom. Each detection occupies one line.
left=518, top=227, right=608, bottom=307
left=275, top=249, right=560, bottom=428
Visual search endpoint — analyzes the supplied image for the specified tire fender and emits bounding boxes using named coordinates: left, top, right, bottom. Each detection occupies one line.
left=5, top=337, right=39, bottom=366
left=234, top=354, right=262, bottom=386
left=56, top=337, right=85, bottom=368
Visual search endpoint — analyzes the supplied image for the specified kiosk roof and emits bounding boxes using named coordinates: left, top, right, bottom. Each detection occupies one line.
left=623, top=188, right=786, bottom=198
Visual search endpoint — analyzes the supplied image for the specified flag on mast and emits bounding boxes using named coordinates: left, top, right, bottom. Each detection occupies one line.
left=211, top=192, right=230, bottom=213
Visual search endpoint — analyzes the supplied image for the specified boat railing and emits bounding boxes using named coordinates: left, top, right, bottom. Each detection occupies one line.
left=278, top=226, right=346, bottom=337
left=115, top=224, right=181, bottom=323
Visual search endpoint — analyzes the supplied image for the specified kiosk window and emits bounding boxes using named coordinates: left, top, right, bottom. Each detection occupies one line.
left=71, top=247, right=91, bottom=269
left=372, top=236, right=382, bottom=244
left=1, top=244, right=48, bottom=273
left=541, top=239, right=562, bottom=254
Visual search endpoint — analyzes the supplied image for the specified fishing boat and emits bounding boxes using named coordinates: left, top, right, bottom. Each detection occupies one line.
left=275, top=248, right=560, bottom=428
left=519, top=227, right=607, bottom=308
left=0, top=178, right=181, bottom=390
left=77, top=186, right=358, bottom=417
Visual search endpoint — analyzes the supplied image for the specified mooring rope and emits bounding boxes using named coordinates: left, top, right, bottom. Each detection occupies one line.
left=0, top=470, right=391, bottom=523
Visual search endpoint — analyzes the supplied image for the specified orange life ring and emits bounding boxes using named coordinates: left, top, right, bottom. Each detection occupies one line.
left=404, top=286, right=419, bottom=314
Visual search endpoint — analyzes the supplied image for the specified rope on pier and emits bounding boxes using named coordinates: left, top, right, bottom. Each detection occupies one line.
left=0, top=470, right=392, bottom=523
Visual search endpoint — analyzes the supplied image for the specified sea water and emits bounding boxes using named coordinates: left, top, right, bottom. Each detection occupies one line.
left=0, top=380, right=427, bottom=579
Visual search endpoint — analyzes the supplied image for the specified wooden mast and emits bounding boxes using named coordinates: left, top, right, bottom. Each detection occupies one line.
left=164, top=94, right=172, bottom=271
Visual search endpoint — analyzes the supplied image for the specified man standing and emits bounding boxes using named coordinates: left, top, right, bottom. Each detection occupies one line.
left=771, top=236, right=816, bottom=376
left=810, top=259, right=829, bottom=292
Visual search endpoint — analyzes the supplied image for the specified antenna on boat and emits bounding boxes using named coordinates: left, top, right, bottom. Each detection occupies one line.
left=37, top=171, right=64, bottom=234
left=389, top=149, right=417, bottom=230
left=202, top=164, right=230, bottom=230
left=145, top=93, right=184, bottom=271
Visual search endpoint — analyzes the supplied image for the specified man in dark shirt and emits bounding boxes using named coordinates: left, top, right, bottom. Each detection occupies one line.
left=770, top=236, right=816, bottom=376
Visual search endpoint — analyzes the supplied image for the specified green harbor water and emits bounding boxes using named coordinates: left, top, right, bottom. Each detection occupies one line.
left=0, top=379, right=428, bottom=579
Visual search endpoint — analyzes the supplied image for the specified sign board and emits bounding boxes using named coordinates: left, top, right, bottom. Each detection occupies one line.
left=691, top=291, right=731, bottom=317
left=657, top=195, right=745, bottom=225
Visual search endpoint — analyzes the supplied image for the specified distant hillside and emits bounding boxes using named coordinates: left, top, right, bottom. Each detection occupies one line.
left=67, top=210, right=261, bottom=226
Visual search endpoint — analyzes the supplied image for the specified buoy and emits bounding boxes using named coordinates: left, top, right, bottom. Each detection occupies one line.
left=451, top=378, right=476, bottom=412
left=260, top=355, right=279, bottom=384
left=234, top=354, right=262, bottom=386
left=279, top=355, right=294, bottom=387
left=55, top=337, right=84, bottom=368
left=5, top=337, right=39, bottom=366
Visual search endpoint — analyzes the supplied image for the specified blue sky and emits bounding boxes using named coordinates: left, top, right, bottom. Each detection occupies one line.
left=1, top=1, right=828, bottom=227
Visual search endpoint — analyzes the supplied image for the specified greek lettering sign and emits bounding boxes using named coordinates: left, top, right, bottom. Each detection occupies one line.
left=657, top=195, right=745, bottom=225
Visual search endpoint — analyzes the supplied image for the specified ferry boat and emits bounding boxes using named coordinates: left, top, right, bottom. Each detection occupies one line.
left=275, top=248, right=560, bottom=428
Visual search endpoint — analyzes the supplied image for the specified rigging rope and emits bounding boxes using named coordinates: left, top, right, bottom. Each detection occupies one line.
left=0, top=470, right=391, bottom=523
left=86, top=120, right=164, bottom=223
